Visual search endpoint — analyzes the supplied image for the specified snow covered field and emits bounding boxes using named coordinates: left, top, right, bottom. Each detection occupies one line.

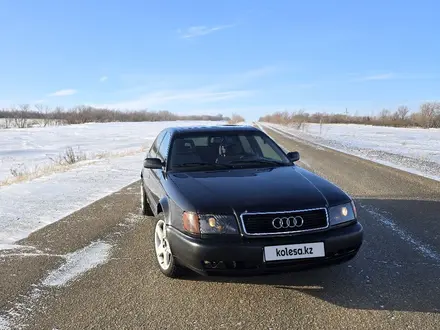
left=0, top=121, right=220, bottom=183
left=0, top=121, right=222, bottom=249
left=262, top=122, right=440, bottom=182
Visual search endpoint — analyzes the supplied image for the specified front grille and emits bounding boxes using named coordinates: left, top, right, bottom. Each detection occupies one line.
left=240, top=208, right=328, bottom=236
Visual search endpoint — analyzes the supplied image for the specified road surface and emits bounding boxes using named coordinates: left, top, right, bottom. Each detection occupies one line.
left=1, top=124, right=440, bottom=330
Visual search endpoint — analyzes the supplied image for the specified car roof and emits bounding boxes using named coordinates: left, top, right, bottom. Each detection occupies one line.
left=167, top=124, right=261, bottom=136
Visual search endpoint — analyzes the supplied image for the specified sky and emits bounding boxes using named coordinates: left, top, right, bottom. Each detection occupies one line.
left=0, top=0, right=439, bottom=121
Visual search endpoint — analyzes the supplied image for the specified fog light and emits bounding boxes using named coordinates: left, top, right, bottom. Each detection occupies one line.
left=341, top=207, right=348, bottom=217
left=202, top=260, right=226, bottom=269
left=208, top=217, right=216, bottom=227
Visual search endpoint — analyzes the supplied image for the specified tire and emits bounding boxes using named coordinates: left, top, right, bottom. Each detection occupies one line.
left=141, top=181, right=154, bottom=216
left=153, top=214, right=183, bottom=278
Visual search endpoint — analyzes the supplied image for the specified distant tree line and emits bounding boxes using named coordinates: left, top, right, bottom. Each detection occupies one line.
left=0, top=104, right=230, bottom=128
left=228, top=113, right=246, bottom=124
left=259, top=102, right=440, bottom=128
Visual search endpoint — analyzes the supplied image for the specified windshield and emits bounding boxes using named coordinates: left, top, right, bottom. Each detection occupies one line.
left=167, top=131, right=291, bottom=171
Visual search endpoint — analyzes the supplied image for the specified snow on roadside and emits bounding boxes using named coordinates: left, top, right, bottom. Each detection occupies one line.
left=0, top=154, right=143, bottom=247
left=262, top=122, right=440, bottom=182
left=0, top=121, right=223, bottom=248
left=42, top=241, right=112, bottom=287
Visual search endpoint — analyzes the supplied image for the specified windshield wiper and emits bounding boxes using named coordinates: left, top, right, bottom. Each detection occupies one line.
left=173, top=162, right=233, bottom=169
left=227, top=158, right=288, bottom=166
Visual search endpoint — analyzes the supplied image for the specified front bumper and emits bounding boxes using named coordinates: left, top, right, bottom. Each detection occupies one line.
left=167, top=221, right=363, bottom=276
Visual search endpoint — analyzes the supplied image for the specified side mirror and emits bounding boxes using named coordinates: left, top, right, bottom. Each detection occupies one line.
left=143, top=158, right=164, bottom=169
left=286, top=151, right=300, bottom=162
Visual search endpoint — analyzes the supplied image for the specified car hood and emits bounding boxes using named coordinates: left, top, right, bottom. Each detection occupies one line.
left=168, top=166, right=350, bottom=215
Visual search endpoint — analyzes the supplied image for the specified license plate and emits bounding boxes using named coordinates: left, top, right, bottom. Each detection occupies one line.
left=264, top=242, right=325, bottom=261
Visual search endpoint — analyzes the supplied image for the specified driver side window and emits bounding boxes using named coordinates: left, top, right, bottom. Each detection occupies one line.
left=148, top=131, right=166, bottom=158
left=157, top=133, right=171, bottom=161
left=253, top=135, right=283, bottom=161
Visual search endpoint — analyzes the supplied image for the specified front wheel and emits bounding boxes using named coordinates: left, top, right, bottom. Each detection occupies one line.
left=154, top=215, right=183, bottom=278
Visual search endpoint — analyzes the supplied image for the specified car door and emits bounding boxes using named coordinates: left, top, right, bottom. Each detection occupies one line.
left=142, top=130, right=166, bottom=209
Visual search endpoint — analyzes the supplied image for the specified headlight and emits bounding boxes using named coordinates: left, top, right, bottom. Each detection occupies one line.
left=182, top=212, right=239, bottom=235
left=329, top=201, right=356, bottom=226
left=199, top=214, right=239, bottom=235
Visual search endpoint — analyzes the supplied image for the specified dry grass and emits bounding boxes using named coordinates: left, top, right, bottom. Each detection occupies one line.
left=47, top=147, right=87, bottom=165
left=2, top=162, right=80, bottom=187
left=0, top=146, right=147, bottom=187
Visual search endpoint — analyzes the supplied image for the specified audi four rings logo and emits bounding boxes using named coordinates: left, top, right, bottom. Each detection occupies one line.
left=272, top=216, right=304, bottom=229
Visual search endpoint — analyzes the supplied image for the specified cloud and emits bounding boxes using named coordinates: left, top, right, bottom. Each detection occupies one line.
left=178, top=24, right=235, bottom=39
left=357, top=73, right=395, bottom=81
left=118, top=65, right=277, bottom=92
left=232, top=66, right=278, bottom=81
left=33, top=99, right=45, bottom=104
left=100, top=76, right=108, bottom=82
left=92, top=66, right=277, bottom=110
left=48, top=89, right=77, bottom=96
left=92, top=88, right=254, bottom=110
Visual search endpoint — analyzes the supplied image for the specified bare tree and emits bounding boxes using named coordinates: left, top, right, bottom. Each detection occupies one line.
left=378, top=108, right=391, bottom=125
left=35, top=104, right=52, bottom=127
left=429, top=102, right=440, bottom=128
left=228, top=113, right=245, bottom=124
left=12, top=104, right=30, bottom=128
left=419, top=102, right=438, bottom=128
left=5, top=118, right=12, bottom=129
left=396, top=105, right=409, bottom=120
left=53, top=106, right=65, bottom=126
left=379, top=109, right=391, bottom=119
left=0, top=108, right=12, bottom=128
left=258, top=102, right=440, bottom=128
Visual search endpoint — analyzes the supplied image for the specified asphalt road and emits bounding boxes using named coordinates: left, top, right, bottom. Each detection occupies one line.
left=1, top=124, right=440, bottom=330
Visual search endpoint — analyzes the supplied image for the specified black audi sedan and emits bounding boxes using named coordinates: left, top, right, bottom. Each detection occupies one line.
left=140, top=125, right=363, bottom=277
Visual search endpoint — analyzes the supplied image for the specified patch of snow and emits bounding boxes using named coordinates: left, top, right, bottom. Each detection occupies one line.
left=42, top=241, right=112, bottom=287
left=263, top=122, right=440, bottom=182
left=0, top=316, right=10, bottom=330
left=359, top=203, right=440, bottom=262
left=0, top=212, right=143, bottom=328
left=0, top=287, right=42, bottom=330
